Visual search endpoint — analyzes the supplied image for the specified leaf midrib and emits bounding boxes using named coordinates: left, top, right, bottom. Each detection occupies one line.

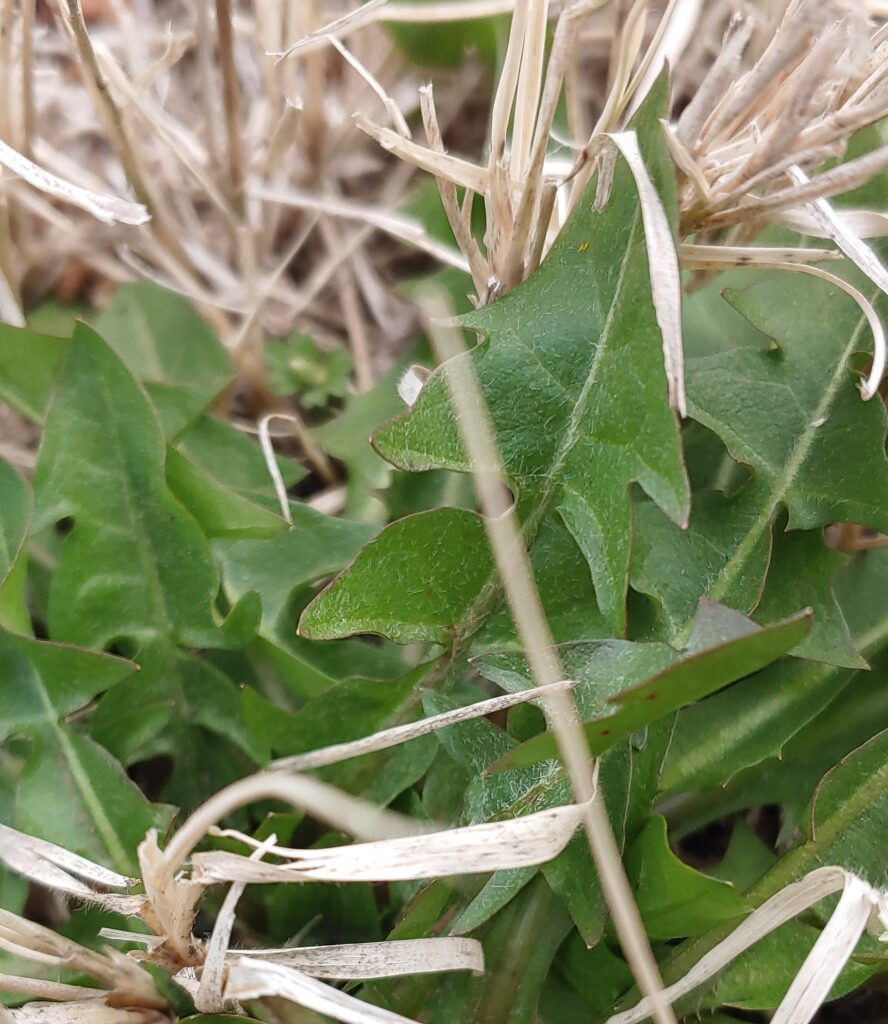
left=29, top=657, right=131, bottom=873
left=706, top=297, right=871, bottom=607
left=455, top=207, right=644, bottom=645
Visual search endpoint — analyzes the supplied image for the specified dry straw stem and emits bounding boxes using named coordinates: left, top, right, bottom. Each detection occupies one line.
left=417, top=283, right=676, bottom=1024
left=272, top=678, right=577, bottom=770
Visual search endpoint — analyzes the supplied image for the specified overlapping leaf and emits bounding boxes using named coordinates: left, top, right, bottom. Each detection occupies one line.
left=633, top=271, right=888, bottom=648
left=662, top=548, right=888, bottom=797
left=478, top=602, right=810, bottom=770
left=0, top=628, right=163, bottom=872
left=373, top=81, right=688, bottom=633
left=93, top=282, right=232, bottom=436
left=31, top=323, right=262, bottom=801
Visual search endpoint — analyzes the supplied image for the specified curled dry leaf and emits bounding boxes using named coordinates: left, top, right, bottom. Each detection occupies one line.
left=607, top=867, right=888, bottom=1024
left=192, top=801, right=588, bottom=884
left=224, top=956, right=423, bottom=1024
left=606, top=130, right=686, bottom=415
left=787, top=164, right=888, bottom=398
left=0, top=823, right=142, bottom=913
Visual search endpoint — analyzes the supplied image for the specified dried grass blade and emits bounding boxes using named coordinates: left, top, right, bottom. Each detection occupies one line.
left=623, top=0, right=703, bottom=122
left=0, top=824, right=142, bottom=912
left=240, top=937, right=484, bottom=978
left=776, top=207, right=888, bottom=240
left=787, top=164, right=888, bottom=397
left=157, top=771, right=424, bottom=890
left=0, top=975, right=106, bottom=1002
left=196, top=834, right=279, bottom=1012
left=0, top=824, right=136, bottom=889
left=608, top=131, right=686, bottom=415
left=224, top=957, right=421, bottom=1024
left=679, top=244, right=840, bottom=268
left=272, top=679, right=575, bottom=771
left=354, top=114, right=492, bottom=193
left=275, top=0, right=390, bottom=58
left=0, top=139, right=148, bottom=225
left=6, top=1004, right=167, bottom=1023
left=605, top=866, right=862, bottom=1024
left=192, top=802, right=587, bottom=884
left=770, top=874, right=878, bottom=1024
left=250, top=182, right=470, bottom=272
left=774, top=261, right=887, bottom=401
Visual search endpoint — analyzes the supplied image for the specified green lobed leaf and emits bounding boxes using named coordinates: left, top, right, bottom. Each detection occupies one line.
left=217, top=503, right=378, bottom=633
left=626, top=815, right=747, bottom=940
left=662, top=547, right=888, bottom=795
left=650, top=724, right=888, bottom=1018
left=481, top=602, right=810, bottom=771
left=753, top=528, right=863, bottom=668
left=165, top=444, right=287, bottom=539
left=373, top=79, right=688, bottom=633
left=633, top=272, right=888, bottom=645
left=301, top=507, right=608, bottom=649
left=0, top=628, right=163, bottom=873
left=32, top=322, right=221, bottom=650
left=300, top=508, right=492, bottom=644
left=93, top=282, right=232, bottom=436
left=32, top=323, right=262, bottom=800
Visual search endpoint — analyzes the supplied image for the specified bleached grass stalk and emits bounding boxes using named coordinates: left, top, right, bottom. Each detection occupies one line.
left=328, top=34, right=412, bottom=139
left=154, top=770, right=424, bottom=892
left=417, top=283, right=676, bottom=1024
left=196, top=833, right=279, bottom=1012
left=252, top=180, right=470, bottom=272
left=215, top=0, right=245, bottom=211
left=52, top=0, right=182, bottom=265
left=5, top=1004, right=168, bottom=1023
left=223, top=957, right=421, bottom=1024
left=272, top=678, right=576, bottom=771
left=787, top=163, right=888, bottom=398
left=192, top=802, right=589, bottom=883
left=276, top=0, right=519, bottom=58
left=606, top=866, right=888, bottom=1024
left=321, top=217, right=375, bottom=391
left=0, top=139, right=148, bottom=225
left=236, top=937, right=483, bottom=979
left=418, top=85, right=488, bottom=292
left=679, top=244, right=842, bottom=267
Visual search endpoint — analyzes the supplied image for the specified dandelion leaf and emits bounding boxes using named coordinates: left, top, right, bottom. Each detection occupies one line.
left=633, top=273, right=888, bottom=647
left=482, top=602, right=810, bottom=770
left=374, top=80, right=688, bottom=633
left=32, top=324, right=265, bottom=803
left=0, top=628, right=163, bottom=873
